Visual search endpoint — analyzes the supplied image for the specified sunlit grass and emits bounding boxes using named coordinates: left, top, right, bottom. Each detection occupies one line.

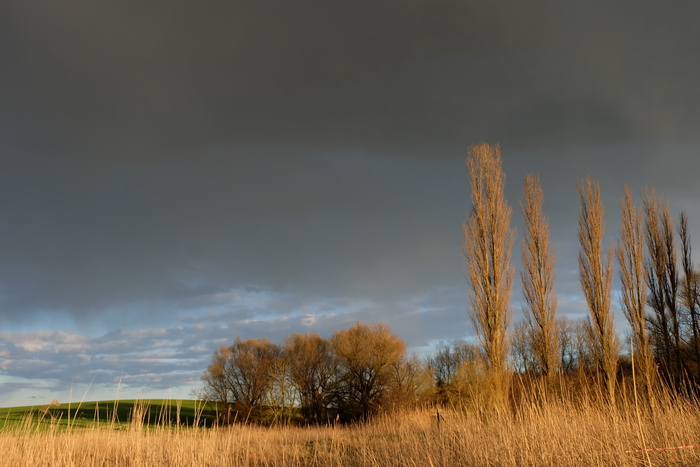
left=1, top=388, right=700, bottom=466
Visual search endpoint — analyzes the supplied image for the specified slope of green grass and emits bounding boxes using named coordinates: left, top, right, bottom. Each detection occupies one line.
left=0, top=399, right=218, bottom=431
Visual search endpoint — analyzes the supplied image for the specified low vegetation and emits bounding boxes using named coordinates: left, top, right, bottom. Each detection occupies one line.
left=1, top=384, right=700, bottom=466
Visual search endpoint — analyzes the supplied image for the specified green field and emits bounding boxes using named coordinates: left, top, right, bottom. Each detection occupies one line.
left=0, top=399, right=218, bottom=430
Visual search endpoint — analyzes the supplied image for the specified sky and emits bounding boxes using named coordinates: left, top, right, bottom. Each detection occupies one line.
left=1, top=1, right=700, bottom=406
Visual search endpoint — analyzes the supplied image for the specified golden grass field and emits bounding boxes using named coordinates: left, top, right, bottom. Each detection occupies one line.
left=1, top=388, right=700, bottom=466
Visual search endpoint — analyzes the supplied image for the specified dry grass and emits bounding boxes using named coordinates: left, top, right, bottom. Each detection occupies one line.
left=1, top=391, right=700, bottom=466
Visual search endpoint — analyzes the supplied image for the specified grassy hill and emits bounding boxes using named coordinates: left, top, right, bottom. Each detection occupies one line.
left=0, top=399, right=218, bottom=430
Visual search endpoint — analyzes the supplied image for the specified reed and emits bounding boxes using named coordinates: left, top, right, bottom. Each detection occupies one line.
left=1, top=385, right=700, bottom=466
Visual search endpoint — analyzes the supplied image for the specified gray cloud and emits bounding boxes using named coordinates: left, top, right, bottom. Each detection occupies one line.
left=3, top=1, right=699, bottom=158
left=0, top=285, right=467, bottom=406
left=1, top=0, right=700, bottom=403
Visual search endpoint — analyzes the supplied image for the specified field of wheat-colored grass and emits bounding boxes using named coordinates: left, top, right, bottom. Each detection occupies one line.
left=1, top=389, right=700, bottom=466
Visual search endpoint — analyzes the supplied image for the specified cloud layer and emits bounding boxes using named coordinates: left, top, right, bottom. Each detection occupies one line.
left=1, top=0, right=700, bottom=404
left=0, top=286, right=469, bottom=406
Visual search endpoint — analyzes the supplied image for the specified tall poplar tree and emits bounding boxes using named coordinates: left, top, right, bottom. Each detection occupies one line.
left=616, top=185, right=654, bottom=399
left=463, top=143, right=515, bottom=407
left=520, top=174, right=559, bottom=384
left=643, top=188, right=682, bottom=382
left=577, top=176, right=618, bottom=403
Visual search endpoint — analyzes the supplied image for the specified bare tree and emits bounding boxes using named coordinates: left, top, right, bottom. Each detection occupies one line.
left=201, top=337, right=283, bottom=422
left=462, top=143, right=515, bottom=406
left=644, top=188, right=671, bottom=372
left=577, top=176, right=618, bottom=402
left=331, top=322, right=406, bottom=420
left=557, top=318, right=577, bottom=374
left=510, top=320, right=536, bottom=374
left=428, top=340, right=479, bottom=388
left=520, top=174, right=559, bottom=383
left=679, top=212, right=700, bottom=378
left=201, top=346, right=233, bottom=404
left=643, top=188, right=682, bottom=382
left=427, top=340, right=480, bottom=405
left=266, top=352, right=296, bottom=424
left=616, top=185, right=655, bottom=398
left=556, top=317, right=597, bottom=374
left=384, top=356, right=433, bottom=410
left=284, top=333, right=337, bottom=423
left=662, top=200, right=682, bottom=379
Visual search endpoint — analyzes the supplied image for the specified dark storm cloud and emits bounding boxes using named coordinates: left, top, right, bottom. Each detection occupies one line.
left=0, top=149, right=469, bottom=321
left=1, top=0, right=700, bottom=328
left=4, top=1, right=699, bottom=154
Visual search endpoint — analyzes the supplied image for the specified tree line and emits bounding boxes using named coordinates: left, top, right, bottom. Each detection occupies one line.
left=202, top=142, right=700, bottom=422
left=200, top=322, right=431, bottom=424
left=199, top=317, right=620, bottom=424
